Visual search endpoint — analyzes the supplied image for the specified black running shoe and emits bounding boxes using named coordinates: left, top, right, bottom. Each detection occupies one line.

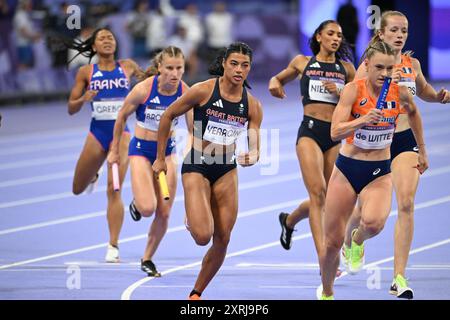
left=279, top=212, right=295, bottom=250
left=141, top=259, right=161, bottom=277
left=129, top=200, right=141, bottom=221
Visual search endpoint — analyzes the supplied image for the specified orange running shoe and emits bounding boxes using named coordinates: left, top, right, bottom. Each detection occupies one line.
left=188, top=294, right=201, bottom=300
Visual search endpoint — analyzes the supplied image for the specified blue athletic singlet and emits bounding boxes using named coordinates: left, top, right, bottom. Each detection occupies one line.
left=129, top=75, right=184, bottom=163
left=135, top=75, right=183, bottom=131
left=88, top=61, right=130, bottom=151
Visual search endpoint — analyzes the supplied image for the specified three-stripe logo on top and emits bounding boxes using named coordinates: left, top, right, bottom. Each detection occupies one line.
left=212, top=99, right=224, bottom=108
left=92, top=71, right=103, bottom=78
left=149, top=96, right=161, bottom=104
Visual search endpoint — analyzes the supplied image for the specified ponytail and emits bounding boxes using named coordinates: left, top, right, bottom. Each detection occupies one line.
left=142, top=46, right=185, bottom=79
left=207, top=47, right=227, bottom=77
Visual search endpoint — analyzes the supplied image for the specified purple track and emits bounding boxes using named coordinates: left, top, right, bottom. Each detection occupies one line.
left=1, top=81, right=450, bottom=300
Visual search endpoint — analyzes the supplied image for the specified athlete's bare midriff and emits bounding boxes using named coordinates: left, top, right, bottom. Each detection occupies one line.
left=135, top=125, right=175, bottom=142
left=303, top=103, right=336, bottom=122
left=395, top=114, right=411, bottom=133
left=191, top=136, right=236, bottom=156
left=340, top=143, right=391, bottom=161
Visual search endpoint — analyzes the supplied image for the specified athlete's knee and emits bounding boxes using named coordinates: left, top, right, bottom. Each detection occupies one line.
left=192, top=231, right=212, bottom=246
left=140, top=203, right=157, bottom=218
left=397, top=195, right=415, bottom=215
left=132, top=196, right=156, bottom=217
left=213, top=233, right=231, bottom=248
left=361, top=218, right=385, bottom=236
left=155, top=208, right=171, bottom=221
left=309, top=187, right=327, bottom=206
left=324, top=235, right=343, bottom=254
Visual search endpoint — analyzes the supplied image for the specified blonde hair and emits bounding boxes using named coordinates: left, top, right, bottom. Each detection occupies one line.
left=365, top=40, right=395, bottom=60
left=360, top=11, right=412, bottom=64
left=144, top=46, right=185, bottom=78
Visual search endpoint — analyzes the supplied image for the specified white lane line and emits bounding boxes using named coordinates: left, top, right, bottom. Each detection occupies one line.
left=123, top=236, right=450, bottom=300
left=0, top=183, right=132, bottom=210
left=335, top=237, right=450, bottom=282
left=0, top=139, right=82, bottom=156
left=120, top=233, right=313, bottom=300
left=0, top=198, right=309, bottom=270
left=0, top=168, right=306, bottom=210
left=2, top=141, right=450, bottom=190
left=0, top=127, right=86, bottom=145
left=411, top=264, right=450, bottom=268
left=0, top=128, right=448, bottom=175
left=2, top=161, right=450, bottom=237
left=259, top=286, right=318, bottom=289
left=0, top=154, right=77, bottom=170
left=236, top=262, right=319, bottom=268
left=140, top=285, right=193, bottom=288
left=3, top=158, right=450, bottom=212
left=0, top=171, right=73, bottom=188
left=0, top=211, right=107, bottom=236
left=0, top=195, right=304, bottom=236
left=120, top=194, right=450, bottom=300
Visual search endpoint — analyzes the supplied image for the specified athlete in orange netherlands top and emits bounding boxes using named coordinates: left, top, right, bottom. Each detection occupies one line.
left=317, top=41, right=428, bottom=300
left=343, top=11, right=449, bottom=299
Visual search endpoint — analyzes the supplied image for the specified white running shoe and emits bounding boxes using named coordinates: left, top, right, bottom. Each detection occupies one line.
left=316, top=284, right=323, bottom=300
left=316, top=284, right=334, bottom=300
left=184, top=214, right=191, bottom=231
left=85, top=166, right=103, bottom=194
left=105, top=244, right=120, bottom=263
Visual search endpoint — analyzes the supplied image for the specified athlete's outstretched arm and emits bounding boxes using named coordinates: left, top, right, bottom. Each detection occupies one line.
left=268, top=55, right=307, bottom=99
left=412, top=58, right=450, bottom=103
left=238, top=95, right=263, bottom=167
left=152, top=82, right=211, bottom=174
left=330, top=82, right=382, bottom=141
left=399, top=86, right=429, bottom=173
left=107, top=80, right=149, bottom=165
left=68, top=65, right=96, bottom=115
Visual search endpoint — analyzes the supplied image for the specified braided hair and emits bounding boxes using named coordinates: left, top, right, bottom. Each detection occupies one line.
left=61, top=28, right=117, bottom=65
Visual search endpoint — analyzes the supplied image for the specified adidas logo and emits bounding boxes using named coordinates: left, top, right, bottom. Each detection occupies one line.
left=310, top=62, right=321, bottom=68
left=150, top=96, right=161, bottom=104
left=92, top=70, right=103, bottom=78
left=212, top=99, right=224, bottom=108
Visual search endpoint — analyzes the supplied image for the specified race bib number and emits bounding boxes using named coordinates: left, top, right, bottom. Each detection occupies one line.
left=309, top=79, right=345, bottom=104
left=141, top=107, right=178, bottom=131
left=203, top=117, right=245, bottom=146
left=92, top=100, right=123, bottom=120
left=353, top=125, right=395, bottom=150
left=398, top=80, right=416, bottom=96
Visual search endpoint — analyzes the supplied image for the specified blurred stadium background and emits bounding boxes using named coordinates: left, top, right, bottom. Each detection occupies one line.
left=0, top=0, right=449, bottom=106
